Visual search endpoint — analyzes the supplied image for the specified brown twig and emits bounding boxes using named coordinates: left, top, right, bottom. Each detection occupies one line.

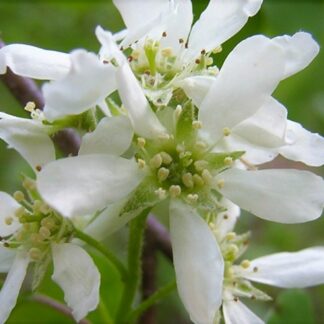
left=32, top=294, right=90, bottom=324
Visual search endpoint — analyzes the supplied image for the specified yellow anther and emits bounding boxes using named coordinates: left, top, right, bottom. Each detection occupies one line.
left=39, top=226, right=51, bottom=239
left=24, top=101, right=36, bottom=112
left=224, top=156, right=233, bottom=166
left=29, top=247, right=42, bottom=261
left=41, top=217, right=56, bottom=230
left=182, top=173, right=194, bottom=188
left=158, top=133, right=170, bottom=141
left=150, top=154, right=163, bottom=169
left=223, top=127, right=231, bottom=136
left=240, top=260, right=251, bottom=269
left=22, top=178, right=36, bottom=191
left=137, top=159, right=146, bottom=169
left=176, top=144, right=185, bottom=153
left=212, top=45, right=222, bottom=54
left=187, top=193, right=199, bottom=204
left=192, top=121, right=202, bottom=129
left=154, top=188, right=167, bottom=200
left=226, top=244, right=239, bottom=259
left=31, top=233, right=44, bottom=244
left=15, top=207, right=25, bottom=219
left=5, top=217, right=13, bottom=225
left=201, top=169, right=212, bottom=184
left=13, top=191, right=25, bottom=202
left=206, top=57, right=213, bottom=66
left=194, top=141, right=208, bottom=151
left=160, top=152, right=173, bottom=165
left=157, top=167, right=170, bottom=182
left=175, top=105, right=182, bottom=119
left=39, top=203, right=51, bottom=215
left=217, top=179, right=225, bottom=189
left=161, top=47, right=173, bottom=57
left=137, top=137, right=146, bottom=148
left=225, top=232, right=236, bottom=241
left=193, top=174, right=204, bottom=187
left=194, top=160, right=208, bottom=172
left=32, top=200, right=43, bottom=213
left=169, top=185, right=181, bottom=198
left=179, top=151, right=192, bottom=159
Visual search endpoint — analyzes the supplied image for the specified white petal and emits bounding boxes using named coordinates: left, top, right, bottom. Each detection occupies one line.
left=113, top=0, right=168, bottom=31
left=178, top=75, right=215, bottom=107
left=37, top=154, right=144, bottom=217
left=95, top=26, right=126, bottom=66
left=273, top=32, right=319, bottom=79
left=233, top=97, right=287, bottom=148
left=279, top=120, right=324, bottom=167
left=51, top=243, right=100, bottom=321
left=237, top=247, right=324, bottom=288
left=223, top=299, right=264, bottom=324
left=170, top=199, right=223, bottom=324
left=0, top=253, right=29, bottom=324
left=199, top=35, right=285, bottom=143
left=0, top=112, right=55, bottom=171
left=43, top=50, right=116, bottom=121
left=0, top=247, right=15, bottom=273
left=215, top=168, right=324, bottom=223
left=79, top=116, right=133, bottom=155
left=186, top=0, right=263, bottom=60
left=0, top=192, right=21, bottom=237
left=214, top=198, right=240, bottom=240
left=116, top=63, right=166, bottom=139
left=0, top=44, right=70, bottom=80
left=84, top=199, right=131, bottom=241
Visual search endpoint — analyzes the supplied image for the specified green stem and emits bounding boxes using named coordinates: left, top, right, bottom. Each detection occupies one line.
left=115, top=209, right=150, bottom=323
left=127, top=280, right=176, bottom=323
left=74, top=228, right=128, bottom=281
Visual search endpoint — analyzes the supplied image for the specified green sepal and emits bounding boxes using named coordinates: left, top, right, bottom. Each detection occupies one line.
left=175, top=100, right=197, bottom=143
left=205, top=151, right=245, bottom=171
left=31, top=253, right=51, bottom=291
left=233, top=279, right=272, bottom=301
left=119, top=177, right=162, bottom=218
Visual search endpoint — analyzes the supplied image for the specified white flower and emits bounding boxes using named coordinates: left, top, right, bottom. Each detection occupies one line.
left=0, top=190, right=100, bottom=323
left=0, top=44, right=117, bottom=121
left=37, top=45, right=324, bottom=324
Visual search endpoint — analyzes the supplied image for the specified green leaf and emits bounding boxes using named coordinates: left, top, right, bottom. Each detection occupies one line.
left=267, top=289, right=316, bottom=324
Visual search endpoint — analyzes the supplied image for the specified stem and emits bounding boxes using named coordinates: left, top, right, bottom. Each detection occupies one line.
left=74, top=228, right=128, bottom=281
left=127, top=280, right=176, bottom=323
left=115, top=209, right=150, bottom=322
left=32, top=294, right=91, bottom=324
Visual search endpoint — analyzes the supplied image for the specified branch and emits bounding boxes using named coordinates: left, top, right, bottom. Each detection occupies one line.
left=32, top=294, right=90, bottom=324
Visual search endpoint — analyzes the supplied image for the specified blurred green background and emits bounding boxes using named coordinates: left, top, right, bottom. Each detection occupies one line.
left=0, top=0, right=323, bottom=323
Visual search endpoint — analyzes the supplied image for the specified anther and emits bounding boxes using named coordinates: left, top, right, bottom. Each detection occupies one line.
left=161, top=48, right=173, bottom=57
left=195, top=59, right=201, bottom=64
left=217, top=179, right=225, bottom=189
left=29, top=248, right=42, bottom=261
left=253, top=266, right=258, bottom=272
left=158, top=133, right=170, bottom=141
left=223, top=127, right=231, bottom=136
left=127, top=55, right=133, bottom=62
left=149, top=154, right=163, bottom=169
left=224, top=156, right=233, bottom=166
left=193, top=174, right=204, bottom=187
left=176, top=144, right=185, bottom=153
left=157, top=167, right=170, bottom=182
left=137, top=137, right=146, bottom=148
left=179, top=38, right=184, bottom=44
left=162, top=31, right=167, bottom=37
left=187, top=193, right=199, bottom=204
left=194, top=160, right=208, bottom=172
left=182, top=173, right=194, bottom=188
left=201, top=169, right=212, bottom=184
left=24, top=101, right=36, bottom=112
left=240, top=260, right=251, bottom=269
left=192, top=121, right=202, bottom=129
left=225, top=232, right=236, bottom=241
left=13, top=191, right=25, bottom=202
left=212, top=45, right=222, bottom=54
left=194, top=141, right=207, bottom=151
left=137, top=159, right=146, bottom=169
left=154, top=188, right=167, bottom=200
left=201, top=49, right=206, bottom=55
left=35, top=165, right=42, bottom=172
left=33, top=200, right=43, bottom=213
left=15, top=207, right=25, bottom=219
left=160, top=152, right=173, bottom=165
left=233, top=297, right=239, bottom=302
left=31, top=233, right=44, bottom=244
left=5, top=217, right=13, bottom=225
left=169, top=185, right=181, bottom=198
left=39, top=226, right=51, bottom=239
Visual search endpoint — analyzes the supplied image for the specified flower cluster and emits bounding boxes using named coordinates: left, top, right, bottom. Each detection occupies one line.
left=0, top=0, right=324, bottom=323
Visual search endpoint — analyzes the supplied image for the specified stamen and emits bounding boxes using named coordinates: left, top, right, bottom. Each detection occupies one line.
left=225, top=232, right=236, bottom=241
left=149, top=154, right=163, bottom=169
left=162, top=31, right=167, bottom=37
left=201, top=169, right=212, bottom=184
left=240, top=260, right=251, bottom=269
left=193, top=174, right=204, bottom=187
left=39, top=226, right=51, bottom=239
left=224, top=156, right=233, bottom=166
left=169, top=185, right=181, bottom=198
left=160, top=152, right=173, bottom=165
left=187, top=194, right=199, bottom=204
left=154, top=188, right=167, bottom=200
left=253, top=266, right=258, bottom=272
left=13, top=191, right=25, bottom=202
left=194, top=160, right=208, bottom=172
left=157, top=167, right=170, bottom=182
left=217, top=179, right=225, bottom=189
left=24, top=101, right=36, bottom=112
left=29, top=247, right=42, bottom=261
left=223, top=127, right=231, bottom=136
left=137, top=137, right=146, bottom=148
left=182, top=173, right=194, bottom=188
left=174, top=105, right=182, bottom=119
left=5, top=217, right=13, bottom=225
left=137, top=159, right=146, bottom=169
left=192, top=121, right=202, bottom=129
left=162, top=48, right=173, bottom=57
